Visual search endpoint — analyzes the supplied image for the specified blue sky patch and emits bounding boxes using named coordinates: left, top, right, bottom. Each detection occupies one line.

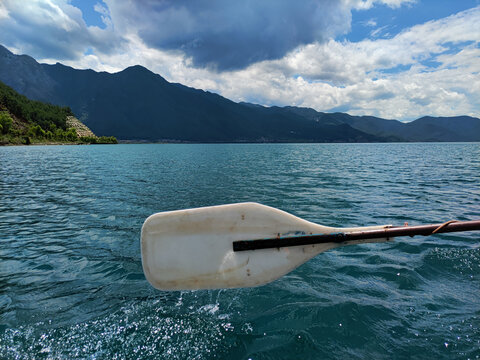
left=71, top=0, right=108, bottom=29
left=344, top=0, right=480, bottom=42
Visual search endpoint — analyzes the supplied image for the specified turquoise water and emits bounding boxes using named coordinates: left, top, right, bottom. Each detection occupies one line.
left=0, top=143, right=479, bottom=359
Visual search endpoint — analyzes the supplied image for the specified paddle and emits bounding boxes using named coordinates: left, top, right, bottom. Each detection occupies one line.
left=140, top=202, right=480, bottom=291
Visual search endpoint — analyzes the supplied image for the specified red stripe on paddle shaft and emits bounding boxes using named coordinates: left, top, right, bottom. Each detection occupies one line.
left=232, top=220, right=480, bottom=252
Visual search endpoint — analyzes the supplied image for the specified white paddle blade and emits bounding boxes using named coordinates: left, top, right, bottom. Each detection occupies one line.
left=141, top=202, right=390, bottom=290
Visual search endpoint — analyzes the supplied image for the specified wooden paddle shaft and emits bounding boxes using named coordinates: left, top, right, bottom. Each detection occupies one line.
left=233, top=220, right=480, bottom=252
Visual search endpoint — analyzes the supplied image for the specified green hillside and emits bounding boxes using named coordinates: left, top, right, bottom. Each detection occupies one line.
left=0, top=80, right=116, bottom=145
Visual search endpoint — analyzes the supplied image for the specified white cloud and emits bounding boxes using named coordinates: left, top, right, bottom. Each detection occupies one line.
left=369, top=25, right=390, bottom=38
left=0, top=2, right=10, bottom=20
left=0, top=0, right=123, bottom=60
left=347, top=0, right=416, bottom=10
left=93, top=2, right=112, bottom=28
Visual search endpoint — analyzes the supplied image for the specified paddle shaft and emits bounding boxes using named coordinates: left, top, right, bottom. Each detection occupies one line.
left=233, top=220, right=480, bottom=252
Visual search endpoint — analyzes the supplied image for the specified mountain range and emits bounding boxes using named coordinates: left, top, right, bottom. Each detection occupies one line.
left=1, top=44, right=479, bottom=142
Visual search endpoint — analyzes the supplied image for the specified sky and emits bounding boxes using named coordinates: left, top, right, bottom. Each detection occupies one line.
left=0, top=0, right=479, bottom=121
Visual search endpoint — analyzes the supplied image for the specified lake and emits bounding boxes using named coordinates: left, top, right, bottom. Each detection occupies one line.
left=0, top=143, right=479, bottom=359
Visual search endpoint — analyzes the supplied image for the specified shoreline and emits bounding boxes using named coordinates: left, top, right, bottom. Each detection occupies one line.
left=0, top=141, right=116, bottom=146
left=3, top=139, right=479, bottom=146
